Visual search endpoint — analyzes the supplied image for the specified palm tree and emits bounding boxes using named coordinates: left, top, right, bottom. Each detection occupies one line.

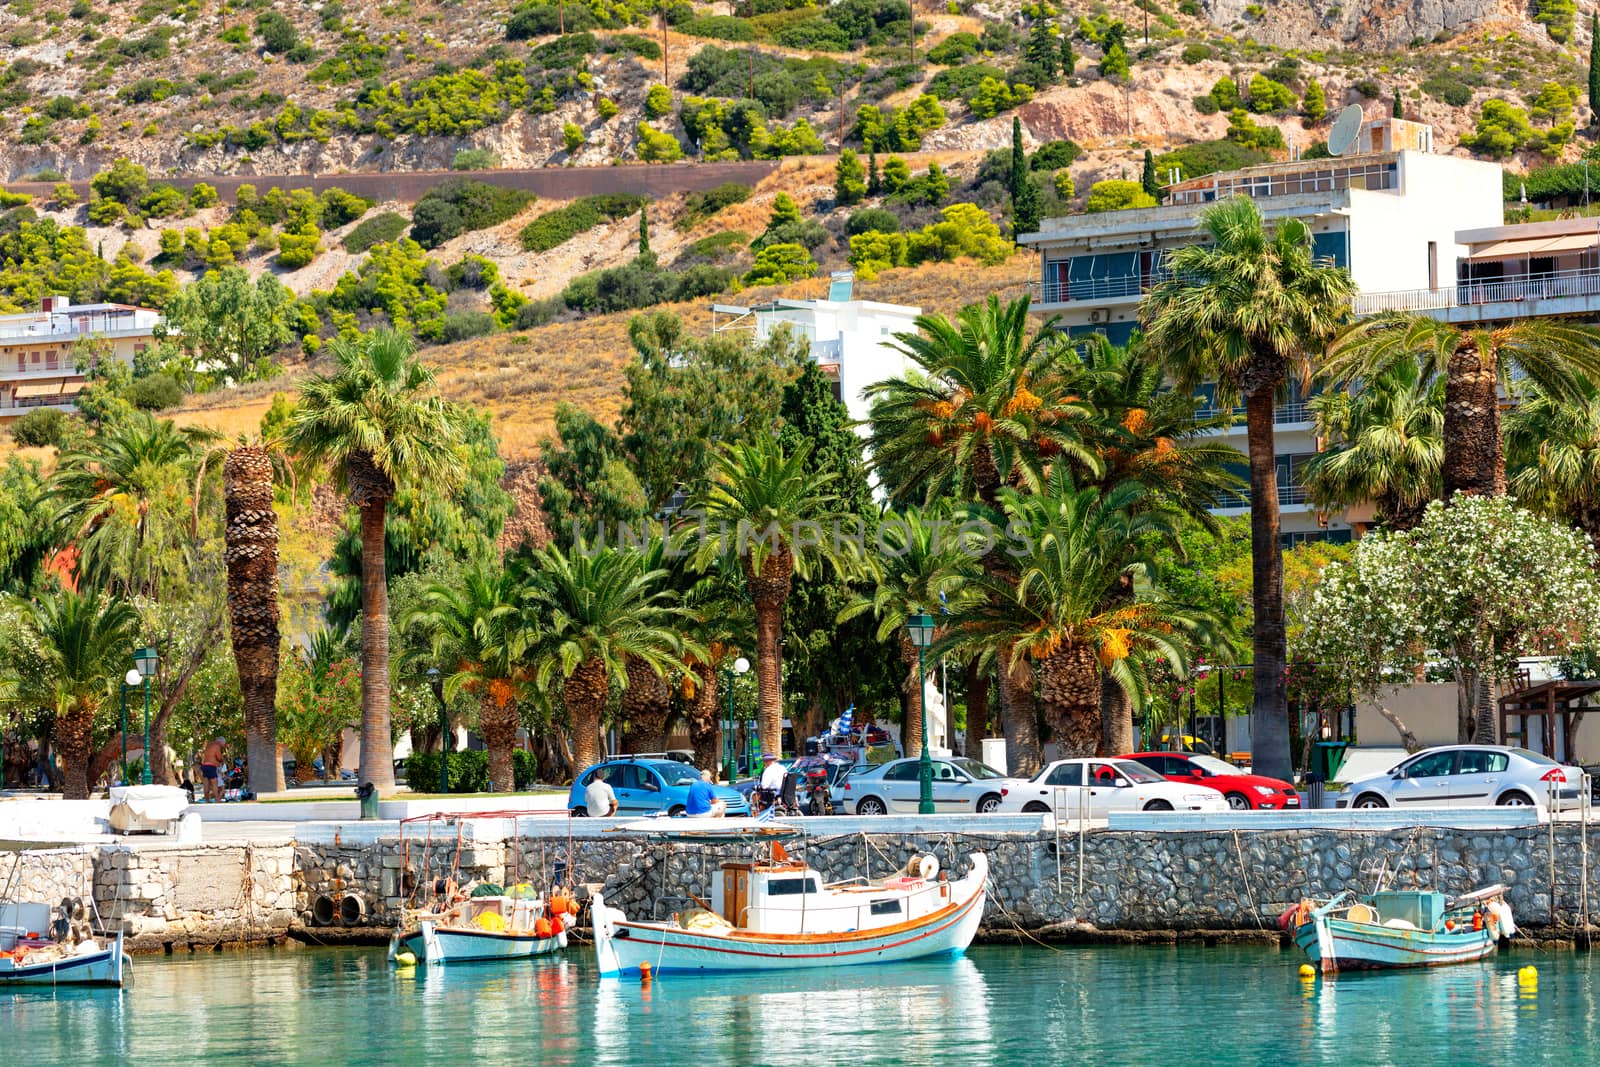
left=1142, top=196, right=1355, bottom=781
left=1325, top=316, right=1600, bottom=499
left=407, top=562, right=531, bottom=793
left=1304, top=360, right=1442, bottom=530
left=838, top=506, right=979, bottom=758
left=196, top=437, right=295, bottom=796
left=521, top=543, right=687, bottom=774
left=5, top=589, right=142, bottom=799
left=868, top=294, right=1097, bottom=772
left=867, top=294, right=1097, bottom=508
left=1506, top=378, right=1600, bottom=543
left=941, top=483, right=1199, bottom=762
left=692, top=438, right=855, bottom=758
left=49, top=412, right=213, bottom=594
left=286, top=329, right=463, bottom=791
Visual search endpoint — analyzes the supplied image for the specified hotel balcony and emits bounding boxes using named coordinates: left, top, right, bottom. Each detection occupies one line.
left=1351, top=266, right=1600, bottom=324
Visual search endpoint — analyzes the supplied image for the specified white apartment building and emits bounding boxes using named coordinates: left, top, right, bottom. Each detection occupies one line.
left=712, top=274, right=922, bottom=431
left=1018, top=117, right=1505, bottom=542
left=0, top=296, right=164, bottom=421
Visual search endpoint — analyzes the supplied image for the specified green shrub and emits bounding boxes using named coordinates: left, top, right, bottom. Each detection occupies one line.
left=1352, top=78, right=1381, bottom=99
left=743, top=242, right=818, bottom=285
left=1225, top=108, right=1285, bottom=150
left=127, top=371, right=183, bottom=410
left=637, top=122, right=684, bottom=162
left=1421, top=75, right=1473, bottom=107
left=679, top=14, right=756, bottom=40
left=1084, top=179, right=1158, bottom=213
left=1153, top=138, right=1269, bottom=181
left=441, top=310, right=496, bottom=342
left=846, top=207, right=900, bottom=235
left=645, top=84, right=674, bottom=119
left=605, top=33, right=661, bottom=60
left=411, top=179, right=535, bottom=249
left=1246, top=73, right=1296, bottom=113
left=927, top=30, right=979, bottom=64
left=11, top=407, right=72, bottom=447
left=343, top=211, right=409, bottom=252
left=452, top=148, right=501, bottom=170
left=318, top=188, right=372, bottom=227
left=519, top=194, right=646, bottom=252
left=516, top=296, right=566, bottom=328
left=1181, top=42, right=1212, bottom=63
left=255, top=10, right=298, bottom=54
left=678, top=182, right=751, bottom=231
left=1533, top=0, right=1575, bottom=42
left=404, top=750, right=537, bottom=792
left=1462, top=99, right=1533, bottom=159
left=680, top=229, right=751, bottom=263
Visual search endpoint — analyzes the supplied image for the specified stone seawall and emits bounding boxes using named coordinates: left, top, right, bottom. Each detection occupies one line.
left=10, top=821, right=1598, bottom=951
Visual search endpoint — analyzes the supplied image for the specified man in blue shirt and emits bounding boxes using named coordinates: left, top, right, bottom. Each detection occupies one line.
left=685, top=770, right=725, bottom=817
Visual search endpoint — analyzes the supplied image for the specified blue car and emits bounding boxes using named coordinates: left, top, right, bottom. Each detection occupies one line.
left=569, top=759, right=752, bottom=817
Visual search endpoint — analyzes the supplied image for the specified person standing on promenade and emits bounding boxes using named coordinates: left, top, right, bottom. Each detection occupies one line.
left=200, top=737, right=227, bottom=802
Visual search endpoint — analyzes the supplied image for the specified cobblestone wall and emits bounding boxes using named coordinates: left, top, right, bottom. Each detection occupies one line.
left=14, top=822, right=1600, bottom=952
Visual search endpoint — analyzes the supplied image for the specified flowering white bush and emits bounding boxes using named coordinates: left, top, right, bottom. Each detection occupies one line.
left=1296, top=497, right=1600, bottom=741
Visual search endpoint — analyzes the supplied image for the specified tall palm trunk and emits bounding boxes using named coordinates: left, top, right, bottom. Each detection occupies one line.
left=1442, top=339, right=1506, bottom=499
left=998, top=645, right=1041, bottom=777
left=479, top=695, right=519, bottom=793
left=348, top=449, right=397, bottom=792
left=1099, top=673, right=1134, bottom=756
left=898, top=633, right=924, bottom=758
left=224, top=447, right=285, bottom=796
left=622, top=655, right=670, bottom=754
left=688, top=661, right=721, bottom=773
left=965, top=656, right=989, bottom=753
left=568, top=657, right=610, bottom=771
left=1245, top=388, right=1291, bottom=782
left=1041, top=643, right=1100, bottom=758
left=746, top=548, right=794, bottom=756
left=55, top=704, right=94, bottom=800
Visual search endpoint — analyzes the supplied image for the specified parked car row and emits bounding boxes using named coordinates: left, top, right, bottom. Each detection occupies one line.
left=563, top=744, right=1584, bottom=818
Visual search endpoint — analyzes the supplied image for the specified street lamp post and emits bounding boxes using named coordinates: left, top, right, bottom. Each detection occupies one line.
left=722, top=656, right=750, bottom=783
left=133, top=647, right=159, bottom=785
left=906, top=613, right=936, bottom=816
left=428, top=668, right=449, bottom=795
left=121, top=668, right=141, bottom=784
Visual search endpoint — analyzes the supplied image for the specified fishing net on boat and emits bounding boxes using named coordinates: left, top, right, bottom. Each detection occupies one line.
left=469, top=883, right=505, bottom=898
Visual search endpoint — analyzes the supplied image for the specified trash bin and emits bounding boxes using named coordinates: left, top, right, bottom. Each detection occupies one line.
left=1304, top=772, right=1324, bottom=811
left=356, top=781, right=379, bottom=820
left=1313, top=740, right=1350, bottom=783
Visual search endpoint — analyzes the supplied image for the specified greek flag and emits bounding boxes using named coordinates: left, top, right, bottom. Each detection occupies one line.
left=829, top=704, right=854, bottom=738
left=755, top=802, right=776, bottom=823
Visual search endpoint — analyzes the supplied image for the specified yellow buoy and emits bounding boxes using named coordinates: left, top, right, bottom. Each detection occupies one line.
left=1518, top=965, right=1538, bottom=986
left=1298, top=964, right=1316, bottom=979
left=394, top=950, right=417, bottom=968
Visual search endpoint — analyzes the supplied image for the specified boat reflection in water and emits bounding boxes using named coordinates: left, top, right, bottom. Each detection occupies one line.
left=594, top=954, right=992, bottom=1063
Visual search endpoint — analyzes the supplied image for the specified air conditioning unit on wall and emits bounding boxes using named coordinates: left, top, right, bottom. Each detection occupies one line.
left=1087, top=308, right=1111, bottom=324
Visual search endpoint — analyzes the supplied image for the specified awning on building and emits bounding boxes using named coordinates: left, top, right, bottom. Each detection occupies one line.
left=1468, top=232, right=1600, bottom=261
left=10, top=380, right=82, bottom=400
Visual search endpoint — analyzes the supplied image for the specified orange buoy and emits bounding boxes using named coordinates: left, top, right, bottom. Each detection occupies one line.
left=1445, top=919, right=1456, bottom=932
left=639, top=961, right=652, bottom=982
left=551, top=914, right=564, bottom=934
left=534, top=917, right=553, bottom=938
left=1473, top=911, right=1484, bottom=932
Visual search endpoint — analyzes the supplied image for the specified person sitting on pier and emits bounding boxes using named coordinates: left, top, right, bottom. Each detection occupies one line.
left=686, top=770, right=725, bottom=818
left=584, top=768, right=619, bottom=818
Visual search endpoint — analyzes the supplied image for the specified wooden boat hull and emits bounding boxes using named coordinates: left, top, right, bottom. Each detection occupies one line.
left=0, top=935, right=129, bottom=986
left=592, top=855, right=988, bottom=977
left=1294, top=917, right=1496, bottom=972
left=391, top=921, right=566, bottom=965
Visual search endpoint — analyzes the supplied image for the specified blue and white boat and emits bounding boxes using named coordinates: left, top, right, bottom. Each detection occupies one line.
left=0, top=902, right=129, bottom=987
left=1287, top=885, right=1513, bottom=973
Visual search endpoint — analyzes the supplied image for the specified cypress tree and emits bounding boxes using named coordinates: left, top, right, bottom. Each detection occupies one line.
left=1590, top=13, right=1599, bottom=126
left=638, top=208, right=650, bottom=255
left=867, top=151, right=881, bottom=195
left=1060, top=34, right=1076, bottom=77
left=1392, top=87, right=1402, bottom=119
left=1009, top=115, right=1040, bottom=242
left=1140, top=148, right=1160, bottom=202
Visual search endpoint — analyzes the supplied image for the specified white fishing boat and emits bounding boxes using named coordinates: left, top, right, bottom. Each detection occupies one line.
left=1284, top=885, right=1513, bottom=973
left=592, top=818, right=988, bottom=977
left=0, top=902, right=129, bottom=987
left=389, top=886, right=571, bottom=966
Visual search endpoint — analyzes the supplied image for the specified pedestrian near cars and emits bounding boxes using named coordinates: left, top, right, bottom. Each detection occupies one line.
left=584, top=768, right=619, bottom=817
left=686, top=770, right=725, bottom=818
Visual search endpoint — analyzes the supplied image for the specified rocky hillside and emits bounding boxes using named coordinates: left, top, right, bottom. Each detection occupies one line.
left=0, top=0, right=1593, bottom=185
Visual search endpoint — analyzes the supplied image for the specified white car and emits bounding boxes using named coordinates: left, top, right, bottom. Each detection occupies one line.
left=1338, top=745, right=1585, bottom=810
left=831, top=756, right=1030, bottom=815
left=999, top=758, right=1228, bottom=816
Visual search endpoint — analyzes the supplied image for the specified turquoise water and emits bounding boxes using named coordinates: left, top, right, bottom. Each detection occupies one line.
left=1, top=942, right=1593, bottom=1066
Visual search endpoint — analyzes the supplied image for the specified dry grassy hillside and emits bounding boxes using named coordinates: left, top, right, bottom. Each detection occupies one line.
left=169, top=254, right=1034, bottom=458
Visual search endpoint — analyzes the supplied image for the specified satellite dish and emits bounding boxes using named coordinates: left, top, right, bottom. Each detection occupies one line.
left=1327, top=104, right=1363, bottom=157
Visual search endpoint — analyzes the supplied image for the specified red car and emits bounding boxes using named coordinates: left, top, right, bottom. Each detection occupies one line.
left=1123, top=752, right=1300, bottom=811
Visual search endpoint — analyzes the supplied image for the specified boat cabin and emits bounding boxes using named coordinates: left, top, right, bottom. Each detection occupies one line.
left=711, top=857, right=952, bottom=936
left=0, top=903, right=51, bottom=952
left=1367, top=890, right=1446, bottom=932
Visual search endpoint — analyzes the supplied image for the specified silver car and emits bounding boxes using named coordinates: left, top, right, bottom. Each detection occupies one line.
left=832, top=757, right=1025, bottom=815
left=1339, top=745, right=1584, bottom=810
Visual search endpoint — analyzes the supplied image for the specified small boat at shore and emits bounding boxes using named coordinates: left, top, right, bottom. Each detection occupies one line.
left=388, top=885, right=572, bottom=966
left=592, top=818, right=988, bottom=977
left=0, top=902, right=129, bottom=987
left=1284, top=885, right=1514, bottom=973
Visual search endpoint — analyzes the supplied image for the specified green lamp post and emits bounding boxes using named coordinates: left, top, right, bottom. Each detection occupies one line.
left=722, top=655, right=750, bottom=783
left=907, top=612, right=936, bottom=815
left=120, top=667, right=142, bottom=785
left=134, top=646, right=159, bottom=785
